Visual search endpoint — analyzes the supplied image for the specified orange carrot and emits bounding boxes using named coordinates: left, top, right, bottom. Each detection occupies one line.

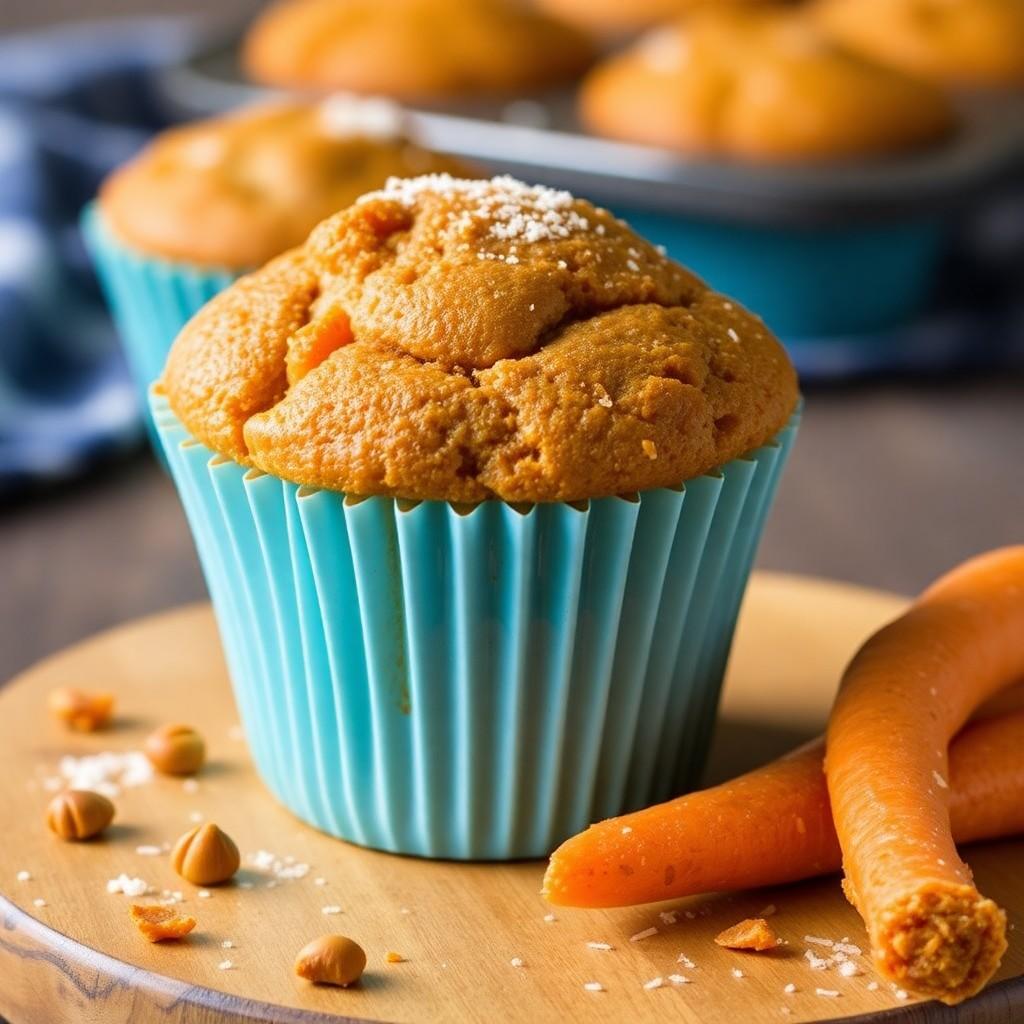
left=543, top=707, right=1024, bottom=909
left=826, top=546, right=1024, bottom=1005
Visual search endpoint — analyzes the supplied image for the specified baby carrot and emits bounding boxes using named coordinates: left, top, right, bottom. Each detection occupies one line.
left=826, top=546, right=1024, bottom=1005
left=543, top=709, right=1024, bottom=908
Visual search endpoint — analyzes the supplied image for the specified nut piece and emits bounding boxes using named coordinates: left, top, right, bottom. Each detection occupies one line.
left=170, top=823, right=240, bottom=886
left=144, top=723, right=206, bottom=775
left=130, top=903, right=196, bottom=942
left=47, top=688, right=114, bottom=732
left=46, top=789, right=115, bottom=841
left=295, top=935, right=367, bottom=987
left=714, top=917, right=778, bottom=952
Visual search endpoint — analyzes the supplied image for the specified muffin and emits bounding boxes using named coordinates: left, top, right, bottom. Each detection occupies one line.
left=580, top=8, right=956, bottom=160
left=535, top=0, right=772, bottom=37
left=812, top=0, right=1024, bottom=88
left=154, top=174, right=799, bottom=859
left=242, top=0, right=594, bottom=99
left=83, top=97, right=472, bottom=441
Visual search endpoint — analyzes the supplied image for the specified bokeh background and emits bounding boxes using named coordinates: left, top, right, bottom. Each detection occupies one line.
left=1, top=0, right=1022, bottom=685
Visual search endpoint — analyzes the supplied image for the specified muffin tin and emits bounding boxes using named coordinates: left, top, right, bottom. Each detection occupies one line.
left=156, top=39, right=1024, bottom=362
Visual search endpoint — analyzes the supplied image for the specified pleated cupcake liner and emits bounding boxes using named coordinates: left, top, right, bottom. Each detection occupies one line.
left=152, top=388, right=799, bottom=860
left=81, top=204, right=239, bottom=450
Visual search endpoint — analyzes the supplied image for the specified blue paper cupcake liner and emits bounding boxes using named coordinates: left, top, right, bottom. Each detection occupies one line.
left=81, top=204, right=239, bottom=448
left=152, top=389, right=799, bottom=860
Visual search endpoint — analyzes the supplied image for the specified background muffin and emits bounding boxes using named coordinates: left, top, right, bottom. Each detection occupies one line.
left=242, top=0, right=594, bottom=99
left=579, top=8, right=956, bottom=160
left=534, top=0, right=774, bottom=37
left=84, top=97, right=473, bottom=443
left=98, top=97, right=472, bottom=270
left=155, top=174, right=799, bottom=859
left=812, top=0, right=1024, bottom=89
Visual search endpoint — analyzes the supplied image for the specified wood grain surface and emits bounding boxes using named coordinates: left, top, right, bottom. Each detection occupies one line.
left=1, top=574, right=1021, bottom=1024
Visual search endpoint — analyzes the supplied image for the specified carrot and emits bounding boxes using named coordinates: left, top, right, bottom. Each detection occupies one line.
left=826, top=546, right=1024, bottom=1005
left=543, top=707, right=1024, bottom=909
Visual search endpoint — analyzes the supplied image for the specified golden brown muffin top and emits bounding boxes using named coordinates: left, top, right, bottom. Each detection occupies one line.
left=99, top=98, right=473, bottom=268
left=163, top=175, right=797, bottom=503
left=812, top=0, right=1024, bottom=88
left=535, top=0, right=773, bottom=36
left=242, top=0, right=594, bottom=99
left=580, top=8, right=956, bottom=161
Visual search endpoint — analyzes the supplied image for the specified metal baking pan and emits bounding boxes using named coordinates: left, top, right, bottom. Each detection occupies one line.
left=156, top=38, right=1024, bottom=346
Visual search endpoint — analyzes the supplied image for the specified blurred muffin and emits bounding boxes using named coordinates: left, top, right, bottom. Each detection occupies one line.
left=242, top=0, right=594, bottom=100
left=535, top=0, right=773, bottom=37
left=579, top=9, right=956, bottom=160
left=99, top=97, right=472, bottom=269
left=812, top=0, right=1024, bottom=88
left=84, top=97, right=473, bottom=444
left=154, top=174, right=799, bottom=859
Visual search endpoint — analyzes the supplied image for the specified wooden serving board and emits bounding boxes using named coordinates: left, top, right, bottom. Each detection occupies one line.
left=1, top=573, right=1021, bottom=1024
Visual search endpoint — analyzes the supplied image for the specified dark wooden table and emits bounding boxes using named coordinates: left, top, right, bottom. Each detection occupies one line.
left=2, top=377, right=1022, bottom=685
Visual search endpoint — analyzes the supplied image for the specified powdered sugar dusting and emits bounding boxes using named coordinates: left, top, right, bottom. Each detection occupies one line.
left=361, top=174, right=592, bottom=245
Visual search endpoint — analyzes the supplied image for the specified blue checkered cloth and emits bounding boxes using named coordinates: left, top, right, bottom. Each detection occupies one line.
left=0, top=18, right=197, bottom=492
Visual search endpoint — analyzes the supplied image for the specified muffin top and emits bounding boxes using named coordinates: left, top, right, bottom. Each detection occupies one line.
left=812, top=0, right=1024, bottom=88
left=163, top=175, right=797, bottom=504
left=580, top=8, right=955, bottom=160
left=99, top=98, right=472, bottom=269
left=242, top=0, right=594, bottom=99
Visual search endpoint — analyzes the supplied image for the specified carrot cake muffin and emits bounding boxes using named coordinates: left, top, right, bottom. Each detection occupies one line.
left=99, top=97, right=473, bottom=270
left=812, top=0, right=1024, bottom=88
left=579, top=8, right=955, bottom=160
left=163, top=175, right=798, bottom=503
left=242, top=0, right=594, bottom=100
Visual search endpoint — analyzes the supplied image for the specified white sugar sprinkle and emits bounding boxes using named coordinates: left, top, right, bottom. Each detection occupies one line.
left=804, top=950, right=829, bottom=970
left=621, top=826, right=633, bottom=834
left=932, top=770, right=948, bottom=789
left=732, top=968, right=745, bottom=979
left=182, top=778, right=199, bottom=794
left=188, top=811, right=204, bottom=823
left=543, top=913, right=557, bottom=922
left=33, top=898, right=47, bottom=908
left=784, top=983, right=797, bottom=993
left=107, top=874, right=149, bottom=897
left=198, top=890, right=211, bottom=900
left=583, top=982, right=605, bottom=992
left=659, top=910, right=678, bottom=925
left=727, top=327, right=740, bottom=342
left=16, top=871, right=31, bottom=882
left=643, top=977, right=664, bottom=990
left=804, top=935, right=834, bottom=947
left=677, top=954, right=696, bottom=969
left=510, top=957, right=525, bottom=968
left=136, top=845, right=162, bottom=856
left=587, top=941, right=613, bottom=950
left=218, top=960, right=235, bottom=971
left=321, top=905, right=342, bottom=915
left=222, top=940, right=235, bottom=949
left=834, top=941, right=862, bottom=956
left=867, top=981, right=879, bottom=991
left=668, top=974, right=690, bottom=985
left=816, top=988, right=840, bottom=997
left=839, top=960, right=861, bottom=977
left=895, top=988, right=909, bottom=1000
left=630, top=927, right=658, bottom=942
left=56, top=751, right=153, bottom=798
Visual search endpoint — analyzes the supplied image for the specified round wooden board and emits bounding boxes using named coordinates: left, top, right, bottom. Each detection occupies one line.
left=1, top=573, right=1021, bottom=1024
